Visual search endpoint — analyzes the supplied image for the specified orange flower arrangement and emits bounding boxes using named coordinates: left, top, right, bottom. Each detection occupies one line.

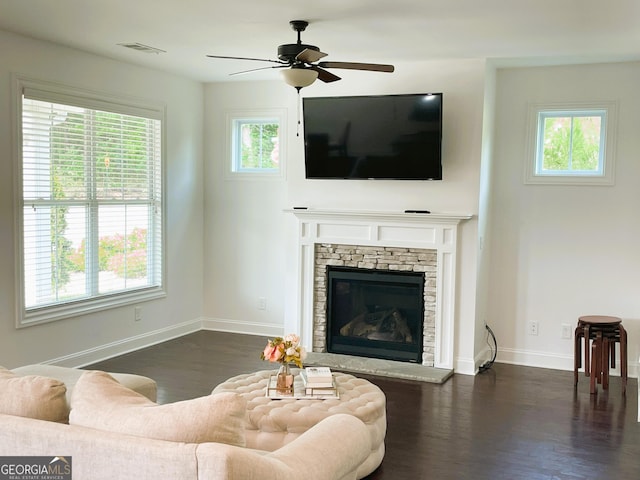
left=260, top=333, right=306, bottom=368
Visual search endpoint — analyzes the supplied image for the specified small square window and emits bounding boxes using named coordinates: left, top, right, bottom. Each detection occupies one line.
left=537, top=111, right=604, bottom=175
left=226, top=109, right=286, bottom=178
left=233, top=119, right=279, bottom=172
left=525, top=101, right=617, bottom=185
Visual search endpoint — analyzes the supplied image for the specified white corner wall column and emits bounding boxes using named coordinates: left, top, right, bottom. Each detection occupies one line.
left=286, top=209, right=471, bottom=370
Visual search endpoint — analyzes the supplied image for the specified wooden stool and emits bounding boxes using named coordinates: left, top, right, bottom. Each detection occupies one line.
left=573, top=315, right=627, bottom=395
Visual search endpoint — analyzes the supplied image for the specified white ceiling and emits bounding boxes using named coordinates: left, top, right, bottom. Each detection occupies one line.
left=1, top=0, right=639, bottom=83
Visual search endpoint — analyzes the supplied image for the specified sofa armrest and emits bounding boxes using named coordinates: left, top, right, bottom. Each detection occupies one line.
left=196, top=413, right=372, bottom=480
left=0, top=413, right=200, bottom=479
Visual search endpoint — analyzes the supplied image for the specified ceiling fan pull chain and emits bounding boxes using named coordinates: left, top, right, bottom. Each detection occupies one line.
left=296, top=88, right=302, bottom=137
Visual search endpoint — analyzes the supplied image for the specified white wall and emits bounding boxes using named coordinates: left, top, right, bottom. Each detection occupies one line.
left=0, top=30, right=204, bottom=368
left=490, top=62, right=640, bottom=375
left=202, top=81, right=291, bottom=336
left=11, top=30, right=631, bottom=377
left=203, top=59, right=488, bottom=373
left=474, top=63, right=497, bottom=366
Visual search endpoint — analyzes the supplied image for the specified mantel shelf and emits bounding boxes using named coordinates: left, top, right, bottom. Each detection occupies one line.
left=285, top=208, right=474, bottom=224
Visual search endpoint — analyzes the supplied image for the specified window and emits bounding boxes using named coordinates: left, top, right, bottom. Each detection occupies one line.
left=525, top=101, right=617, bottom=185
left=14, top=76, right=165, bottom=326
left=227, top=109, right=286, bottom=178
left=537, top=111, right=604, bottom=174
left=233, top=119, right=279, bottom=172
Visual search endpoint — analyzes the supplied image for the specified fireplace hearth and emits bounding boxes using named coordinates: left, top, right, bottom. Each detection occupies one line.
left=326, top=266, right=424, bottom=363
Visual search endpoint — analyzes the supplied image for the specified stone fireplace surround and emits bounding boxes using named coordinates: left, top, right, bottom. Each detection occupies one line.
left=287, top=209, right=471, bottom=371
left=315, top=244, right=437, bottom=365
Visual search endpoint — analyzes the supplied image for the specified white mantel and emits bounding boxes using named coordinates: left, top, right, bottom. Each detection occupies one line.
left=286, top=209, right=472, bottom=370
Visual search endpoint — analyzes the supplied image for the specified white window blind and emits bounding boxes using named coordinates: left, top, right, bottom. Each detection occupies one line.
left=18, top=80, right=164, bottom=325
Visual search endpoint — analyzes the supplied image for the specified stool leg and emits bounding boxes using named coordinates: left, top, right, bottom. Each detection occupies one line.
left=602, top=336, right=610, bottom=390
left=584, top=325, right=591, bottom=376
left=590, top=340, right=598, bottom=394
left=610, top=341, right=616, bottom=369
left=574, top=327, right=582, bottom=386
left=594, top=331, right=602, bottom=385
left=620, top=325, right=627, bottom=395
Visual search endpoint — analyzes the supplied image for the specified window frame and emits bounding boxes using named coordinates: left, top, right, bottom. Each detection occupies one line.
left=225, top=109, right=286, bottom=180
left=524, top=101, right=617, bottom=186
left=12, top=74, right=167, bottom=328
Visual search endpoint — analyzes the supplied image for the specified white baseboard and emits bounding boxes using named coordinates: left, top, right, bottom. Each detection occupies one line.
left=47, top=318, right=203, bottom=368
left=497, top=347, right=577, bottom=371
left=40, top=318, right=278, bottom=369
left=474, top=345, right=493, bottom=374
left=201, top=317, right=283, bottom=338
left=454, top=356, right=478, bottom=375
left=497, top=347, right=639, bottom=378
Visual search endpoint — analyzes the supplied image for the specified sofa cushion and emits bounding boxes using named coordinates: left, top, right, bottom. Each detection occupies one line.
left=69, top=371, right=246, bottom=446
left=0, top=366, right=68, bottom=423
left=12, top=364, right=157, bottom=403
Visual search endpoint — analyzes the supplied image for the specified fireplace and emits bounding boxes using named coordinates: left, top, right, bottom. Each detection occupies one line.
left=287, top=209, right=471, bottom=370
left=314, top=243, right=437, bottom=365
left=326, top=266, right=424, bottom=363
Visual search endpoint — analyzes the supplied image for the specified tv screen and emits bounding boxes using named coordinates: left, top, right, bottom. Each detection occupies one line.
left=303, top=93, right=443, bottom=180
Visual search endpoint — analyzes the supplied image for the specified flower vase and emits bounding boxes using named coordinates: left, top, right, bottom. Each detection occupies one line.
left=276, top=363, right=294, bottom=394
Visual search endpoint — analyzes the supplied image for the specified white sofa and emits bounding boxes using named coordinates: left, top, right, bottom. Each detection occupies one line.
left=0, top=365, right=373, bottom=480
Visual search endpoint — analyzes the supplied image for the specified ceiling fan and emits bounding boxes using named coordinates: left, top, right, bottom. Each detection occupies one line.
left=207, top=20, right=395, bottom=90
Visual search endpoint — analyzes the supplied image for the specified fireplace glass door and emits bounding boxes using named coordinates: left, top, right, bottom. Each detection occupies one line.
left=326, top=266, right=424, bottom=363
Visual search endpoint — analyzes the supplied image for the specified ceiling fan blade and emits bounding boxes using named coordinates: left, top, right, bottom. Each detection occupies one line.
left=206, top=54, right=286, bottom=65
left=229, top=65, right=288, bottom=76
left=296, top=48, right=328, bottom=63
left=311, top=66, right=341, bottom=83
left=317, top=61, right=395, bottom=73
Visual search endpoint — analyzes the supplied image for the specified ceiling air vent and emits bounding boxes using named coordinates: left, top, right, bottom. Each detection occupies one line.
left=118, top=42, right=166, bottom=54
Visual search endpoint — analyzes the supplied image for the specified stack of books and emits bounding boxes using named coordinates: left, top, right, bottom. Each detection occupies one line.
left=300, top=367, right=338, bottom=397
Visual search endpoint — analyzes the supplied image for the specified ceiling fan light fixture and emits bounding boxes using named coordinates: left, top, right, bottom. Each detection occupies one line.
left=281, top=68, right=318, bottom=89
left=207, top=20, right=395, bottom=89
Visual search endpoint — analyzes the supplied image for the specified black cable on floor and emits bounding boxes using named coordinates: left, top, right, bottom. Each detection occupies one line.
left=478, top=324, right=497, bottom=373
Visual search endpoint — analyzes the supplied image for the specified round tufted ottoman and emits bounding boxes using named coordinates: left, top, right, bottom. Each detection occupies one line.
left=212, top=369, right=386, bottom=479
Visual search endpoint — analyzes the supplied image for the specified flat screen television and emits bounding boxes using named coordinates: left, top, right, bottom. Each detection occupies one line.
left=303, top=93, right=443, bottom=180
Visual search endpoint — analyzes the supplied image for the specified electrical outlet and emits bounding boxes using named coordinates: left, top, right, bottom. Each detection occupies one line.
left=134, top=306, right=142, bottom=322
left=528, top=321, right=538, bottom=336
left=561, top=323, right=572, bottom=339
left=258, top=297, right=267, bottom=310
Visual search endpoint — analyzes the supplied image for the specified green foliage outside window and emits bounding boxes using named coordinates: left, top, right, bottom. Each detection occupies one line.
left=238, top=122, right=279, bottom=170
left=51, top=111, right=150, bottom=199
left=49, top=109, right=152, bottom=287
left=540, top=115, right=601, bottom=173
left=50, top=176, right=74, bottom=289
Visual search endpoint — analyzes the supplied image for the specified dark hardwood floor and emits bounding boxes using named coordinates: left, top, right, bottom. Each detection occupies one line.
left=87, top=330, right=640, bottom=480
